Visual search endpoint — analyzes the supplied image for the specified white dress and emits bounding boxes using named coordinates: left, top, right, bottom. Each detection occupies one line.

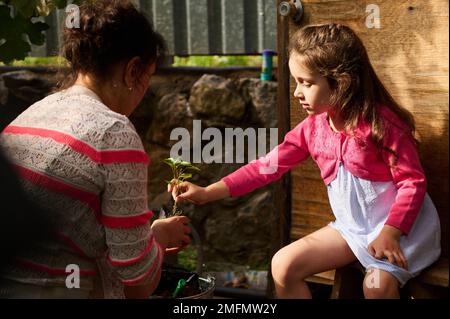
left=328, top=164, right=441, bottom=287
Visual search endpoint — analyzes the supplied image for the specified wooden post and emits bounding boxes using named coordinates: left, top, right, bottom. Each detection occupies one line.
left=266, top=0, right=292, bottom=298
left=276, top=0, right=292, bottom=249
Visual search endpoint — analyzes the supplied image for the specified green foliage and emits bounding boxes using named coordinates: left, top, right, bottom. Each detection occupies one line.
left=163, top=158, right=200, bottom=182
left=0, top=55, right=67, bottom=66
left=163, top=158, right=200, bottom=216
left=173, top=55, right=263, bottom=67
left=0, top=0, right=80, bottom=64
left=176, top=245, right=198, bottom=272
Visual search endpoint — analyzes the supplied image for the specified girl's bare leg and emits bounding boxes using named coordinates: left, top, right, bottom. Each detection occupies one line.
left=363, top=269, right=400, bottom=299
left=271, top=225, right=356, bottom=298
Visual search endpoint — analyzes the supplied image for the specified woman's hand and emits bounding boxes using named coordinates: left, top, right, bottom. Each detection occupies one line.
left=151, top=215, right=191, bottom=253
left=368, top=225, right=408, bottom=269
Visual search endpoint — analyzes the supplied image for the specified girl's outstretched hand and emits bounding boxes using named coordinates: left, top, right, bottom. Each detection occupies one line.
left=168, top=181, right=208, bottom=205
left=167, top=180, right=230, bottom=205
left=368, top=225, right=408, bottom=270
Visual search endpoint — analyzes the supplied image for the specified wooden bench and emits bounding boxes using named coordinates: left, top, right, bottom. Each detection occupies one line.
left=406, top=257, right=449, bottom=299
left=326, top=257, right=449, bottom=299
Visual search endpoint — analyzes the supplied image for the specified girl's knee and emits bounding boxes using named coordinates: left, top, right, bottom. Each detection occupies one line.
left=363, top=269, right=400, bottom=299
left=271, top=250, right=289, bottom=281
left=271, top=248, right=306, bottom=284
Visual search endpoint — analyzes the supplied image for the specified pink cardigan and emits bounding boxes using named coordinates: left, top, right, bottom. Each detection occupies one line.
left=222, top=107, right=426, bottom=235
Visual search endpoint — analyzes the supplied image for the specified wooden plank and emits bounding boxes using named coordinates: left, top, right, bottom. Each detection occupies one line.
left=291, top=159, right=331, bottom=239
left=291, top=212, right=333, bottom=226
left=415, top=257, right=449, bottom=288
left=291, top=220, right=331, bottom=233
left=306, top=270, right=336, bottom=286
left=291, top=202, right=332, bottom=216
left=293, top=181, right=329, bottom=203
left=291, top=158, right=321, bottom=173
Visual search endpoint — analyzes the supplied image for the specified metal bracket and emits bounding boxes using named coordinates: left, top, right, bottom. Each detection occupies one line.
left=278, top=0, right=303, bottom=23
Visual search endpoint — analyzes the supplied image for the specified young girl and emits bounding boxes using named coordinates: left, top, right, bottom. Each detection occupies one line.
left=169, top=24, right=441, bottom=299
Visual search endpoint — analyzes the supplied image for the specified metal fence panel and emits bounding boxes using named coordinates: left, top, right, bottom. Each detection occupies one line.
left=30, top=0, right=277, bottom=57
left=221, top=0, right=246, bottom=54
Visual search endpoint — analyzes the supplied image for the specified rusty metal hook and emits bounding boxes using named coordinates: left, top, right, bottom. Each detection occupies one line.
left=279, top=0, right=303, bottom=23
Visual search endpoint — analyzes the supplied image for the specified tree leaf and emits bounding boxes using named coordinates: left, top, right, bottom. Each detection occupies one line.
left=53, top=0, right=70, bottom=9
left=0, top=37, right=30, bottom=64
left=0, top=5, right=15, bottom=39
left=20, top=15, right=49, bottom=45
left=0, top=3, right=49, bottom=63
left=35, top=0, right=55, bottom=17
left=10, top=0, right=40, bottom=17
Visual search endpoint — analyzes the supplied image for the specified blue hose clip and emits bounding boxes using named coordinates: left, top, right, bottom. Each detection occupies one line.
left=260, top=49, right=276, bottom=81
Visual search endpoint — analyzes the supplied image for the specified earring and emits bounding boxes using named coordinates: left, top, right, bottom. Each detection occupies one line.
left=128, top=87, right=133, bottom=91
left=112, top=83, right=118, bottom=88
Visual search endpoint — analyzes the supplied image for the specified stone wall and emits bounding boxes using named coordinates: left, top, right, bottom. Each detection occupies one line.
left=0, top=66, right=279, bottom=271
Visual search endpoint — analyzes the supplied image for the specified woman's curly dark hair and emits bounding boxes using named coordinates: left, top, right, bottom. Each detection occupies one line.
left=58, top=0, right=166, bottom=89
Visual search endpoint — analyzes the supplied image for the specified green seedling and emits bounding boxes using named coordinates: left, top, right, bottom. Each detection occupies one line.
left=163, top=158, right=200, bottom=216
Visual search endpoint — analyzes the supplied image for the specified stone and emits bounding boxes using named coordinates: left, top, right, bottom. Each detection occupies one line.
left=145, top=93, right=193, bottom=147
left=189, top=74, right=246, bottom=123
left=0, top=70, right=55, bottom=127
left=148, top=191, right=172, bottom=215
left=129, top=91, right=157, bottom=136
left=237, top=78, right=278, bottom=128
left=143, top=143, right=173, bottom=196
left=203, top=189, right=277, bottom=267
left=1, top=70, right=54, bottom=104
left=0, top=77, right=8, bottom=106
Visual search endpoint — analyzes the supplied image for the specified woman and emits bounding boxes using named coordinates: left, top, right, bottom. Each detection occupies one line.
left=0, top=0, right=190, bottom=299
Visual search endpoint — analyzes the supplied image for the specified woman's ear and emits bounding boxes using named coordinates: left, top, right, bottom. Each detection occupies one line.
left=124, top=57, right=141, bottom=89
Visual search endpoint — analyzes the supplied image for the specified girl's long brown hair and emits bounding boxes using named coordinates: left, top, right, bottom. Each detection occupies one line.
left=289, top=24, right=416, bottom=161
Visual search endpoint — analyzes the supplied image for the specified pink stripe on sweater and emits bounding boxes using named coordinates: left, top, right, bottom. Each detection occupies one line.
left=108, top=236, right=156, bottom=266
left=3, top=125, right=149, bottom=164
left=15, top=258, right=97, bottom=277
left=54, top=232, right=93, bottom=261
left=15, top=163, right=154, bottom=229
left=121, top=244, right=162, bottom=286
left=14, top=164, right=102, bottom=221
left=101, top=210, right=154, bottom=229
